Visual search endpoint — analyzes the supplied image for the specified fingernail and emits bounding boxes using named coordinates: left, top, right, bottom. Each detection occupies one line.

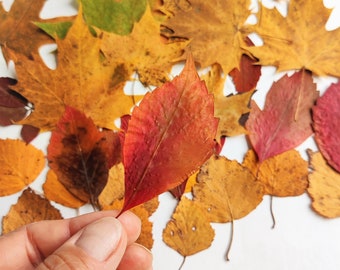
left=75, top=217, right=122, bottom=261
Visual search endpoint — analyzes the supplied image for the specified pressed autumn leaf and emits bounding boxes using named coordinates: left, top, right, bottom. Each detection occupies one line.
left=0, top=0, right=53, bottom=61
left=35, top=21, right=73, bottom=39
left=100, top=5, right=188, bottom=86
left=81, top=0, right=146, bottom=35
left=0, top=139, right=45, bottom=196
left=246, top=70, right=318, bottom=162
left=163, top=197, right=215, bottom=259
left=2, top=188, right=62, bottom=234
left=0, top=77, right=33, bottom=126
left=244, top=0, right=340, bottom=76
left=313, top=81, right=340, bottom=173
left=161, top=0, right=251, bottom=73
left=170, top=171, right=198, bottom=199
left=11, top=7, right=135, bottom=132
left=121, top=54, right=218, bottom=212
left=307, top=150, right=340, bottom=218
left=243, top=149, right=308, bottom=197
left=193, top=155, right=264, bottom=223
left=202, top=64, right=253, bottom=141
left=47, top=106, right=118, bottom=208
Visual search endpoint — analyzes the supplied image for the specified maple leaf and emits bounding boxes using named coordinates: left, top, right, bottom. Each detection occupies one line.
left=307, top=150, right=340, bottom=218
left=243, top=149, right=308, bottom=197
left=313, top=81, right=340, bottom=172
left=120, top=54, right=218, bottom=212
left=245, top=70, right=318, bottom=162
left=81, top=0, right=146, bottom=35
left=244, top=0, right=340, bottom=76
left=100, top=5, right=188, bottom=86
left=193, top=155, right=264, bottom=223
left=161, top=0, right=251, bottom=73
left=47, top=106, right=120, bottom=208
left=0, top=139, right=45, bottom=196
left=202, top=64, right=254, bottom=141
left=11, top=7, right=135, bottom=131
left=0, top=0, right=54, bottom=61
left=0, top=77, right=33, bottom=126
left=162, top=197, right=215, bottom=261
left=2, top=188, right=62, bottom=234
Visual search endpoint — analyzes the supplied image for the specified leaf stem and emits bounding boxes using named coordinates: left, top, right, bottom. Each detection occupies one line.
left=178, top=256, right=187, bottom=270
left=270, top=195, right=276, bottom=229
left=226, top=219, right=234, bottom=261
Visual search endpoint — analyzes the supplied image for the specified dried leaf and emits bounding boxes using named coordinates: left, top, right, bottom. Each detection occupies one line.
left=313, top=81, right=340, bottom=172
left=307, top=150, right=340, bottom=218
left=2, top=188, right=62, bottom=234
left=0, top=139, right=45, bottom=196
left=47, top=107, right=116, bottom=208
left=121, top=54, right=218, bottom=212
left=163, top=197, right=215, bottom=257
left=244, top=0, right=340, bottom=76
left=243, top=149, right=308, bottom=196
left=246, top=70, right=318, bottom=162
left=193, top=155, right=264, bottom=223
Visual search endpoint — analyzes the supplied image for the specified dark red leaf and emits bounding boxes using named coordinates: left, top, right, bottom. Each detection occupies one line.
left=21, top=124, right=40, bottom=144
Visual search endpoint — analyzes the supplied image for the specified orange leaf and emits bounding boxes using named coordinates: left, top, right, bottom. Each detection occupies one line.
left=307, top=150, right=340, bottom=218
left=163, top=197, right=215, bottom=257
left=2, top=188, right=62, bottom=234
left=121, top=54, right=218, bottom=212
left=0, top=139, right=45, bottom=196
left=193, top=155, right=264, bottom=223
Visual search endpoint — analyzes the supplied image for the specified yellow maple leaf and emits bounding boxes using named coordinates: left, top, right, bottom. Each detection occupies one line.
left=245, top=0, right=340, bottom=76
left=100, top=5, right=188, bottom=87
left=162, top=0, right=251, bottom=73
left=11, top=6, right=137, bottom=132
left=307, top=150, right=340, bottom=218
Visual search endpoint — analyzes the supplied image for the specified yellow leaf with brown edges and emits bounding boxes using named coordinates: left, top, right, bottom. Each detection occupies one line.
left=101, top=5, right=188, bottom=86
left=243, top=149, right=308, bottom=197
left=2, top=188, right=62, bottom=234
left=193, top=155, right=264, bottom=223
left=163, top=197, right=214, bottom=257
left=307, top=150, right=340, bottom=218
left=43, top=170, right=85, bottom=208
left=12, top=5, right=137, bottom=132
left=0, top=139, right=45, bottom=196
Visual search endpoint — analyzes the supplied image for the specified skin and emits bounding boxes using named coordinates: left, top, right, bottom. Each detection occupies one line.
left=0, top=210, right=153, bottom=270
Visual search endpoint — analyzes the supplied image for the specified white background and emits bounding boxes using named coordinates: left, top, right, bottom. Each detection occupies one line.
left=0, top=0, right=340, bottom=269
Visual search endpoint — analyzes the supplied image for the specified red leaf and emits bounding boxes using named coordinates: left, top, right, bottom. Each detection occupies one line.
left=313, top=82, right=340, bottom=172
left=229, top=38, right=261, bottom=93
left=0, top=77, right=33, bottom=126
left=246, top=70, right=318, bottom=162
left=47, top=106, right=118, bottom=208
left=121, top=54, right=218, bottom=212
left=21, top=124, right=40, bottom=144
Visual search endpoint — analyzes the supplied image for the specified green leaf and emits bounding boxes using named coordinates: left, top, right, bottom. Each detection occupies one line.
left=80, top=0, right=147, bottom=35
left=35, top=21, right=73, bottom=39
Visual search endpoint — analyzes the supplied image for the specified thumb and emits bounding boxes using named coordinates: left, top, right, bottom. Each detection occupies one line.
left=36, top=217, right=127, bottom=270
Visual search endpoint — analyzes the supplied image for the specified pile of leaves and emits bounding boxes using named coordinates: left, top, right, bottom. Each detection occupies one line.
left=0, top=0, right=340, bottom=268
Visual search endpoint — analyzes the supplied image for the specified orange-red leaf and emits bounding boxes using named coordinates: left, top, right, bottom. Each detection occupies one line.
left=121, top=54, right=218, bottom=212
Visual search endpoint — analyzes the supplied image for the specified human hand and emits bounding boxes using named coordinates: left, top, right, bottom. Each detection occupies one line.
left=0, top=210, right=153, bottom=270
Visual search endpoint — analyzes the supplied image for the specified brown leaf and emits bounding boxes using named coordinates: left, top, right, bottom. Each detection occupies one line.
left=2, top=188, right=62, bottom=234
left=193, top=155, right=264, bottom=223
left=307, top=150, right=340, bottom=218
left=0, top=139, right=45, bottom=196
left=243, top=149, right=308, bottom=197
left=163, top=197, right=215, bottom=257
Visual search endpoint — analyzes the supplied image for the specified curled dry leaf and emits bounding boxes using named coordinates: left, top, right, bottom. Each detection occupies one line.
left=307, top=150, right=340, bottom=218
left=246, top=70, right=318, bottom=162
left=243, top=149, right=308, bottom=197
left=2, top=188, right=62, bottom=234
left=313, top=81, right=340, bottom=173
left=163, top=197, right=215, bottom=257
left=121, top=54, right=218, bottom=212
left=0, top=139, right=45, bottom=196
left=193, top=155, right=264, bottom=223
